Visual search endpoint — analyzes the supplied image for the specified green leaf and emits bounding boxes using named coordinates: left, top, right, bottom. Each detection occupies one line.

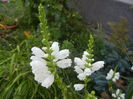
left=126, top=82, right=133, bottom=99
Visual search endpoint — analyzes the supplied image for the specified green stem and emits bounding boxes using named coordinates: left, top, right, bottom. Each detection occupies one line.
left=55, top=74, right=68, bottom=99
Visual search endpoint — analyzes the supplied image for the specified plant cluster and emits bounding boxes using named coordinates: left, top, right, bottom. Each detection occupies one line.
left=0, top=0, right=133, bottom=99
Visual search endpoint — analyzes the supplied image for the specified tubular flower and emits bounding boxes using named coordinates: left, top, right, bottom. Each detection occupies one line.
left=131, top=65, right=133, bottom=71
left=112, top=89, right=125, bottom=99
left=50, top=42, right=72, bottom=69
left=74, top=51, right=104, bottom=81
left=30, top=42, right=72, bottom=88
left=74, top=84, right=84, bottom=91
left=106, top=69, right=120, bottom=82
left=30, top=47, right=54, bottom=88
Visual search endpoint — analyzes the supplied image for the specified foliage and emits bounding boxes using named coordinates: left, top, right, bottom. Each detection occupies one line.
left=0, top=0, right=24, bottom=25
left=108, top=18, right=133, bottom=61
left=21, top=0, right=89, bottom=41
left=0, top=0, right=133, bottom=98
left=126, top=80, right=133, bottom=99
left=90, top=38, right=132, bottom=93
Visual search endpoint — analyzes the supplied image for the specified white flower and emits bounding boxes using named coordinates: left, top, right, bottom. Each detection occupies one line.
left=51, top=42, right=69, bottom=60
left=112, top=78, right=116, bottom=82
left=55, top=49, right=69, bottom=60
left=84, top=68, right=92, bottom=76
left=106, top=69, right=114, bottom=80
left=106, top=69, right=120, bottom=82
left=56, top=59, right=72, bottom=69
left=114, top=72, right=120, bottom=80
left=116, top=89, right=120, bottom=95
left=131, top=66, right=133, bottom=71
left=74, top=57, right=85, bottom=68
left=30, top=42, right=72, bottom=88
left=91, top=61, right=104, bottom=72
left=50, top=42, right=72, bottom=68
left=30, top=47, right=54, bottom=88
left=51, top=42, right=59, bottom=56
left=30, top=56, right=46, bottom=62
left=31, top=47, right=47, bottom=57
left=30, top=60, right=47, bottom=70
left=82, top=51, right=89, bottom=63
left=77, top=73, right=86, bottom=81
left=30, top=60, right=54, bottom=87
left=30, top=60, right=47, bottom=73
left=74, top=51, right=104, bottom=81
left=41, top=74, right=54, bottom=88
left=74, top=66, right=84, bottom=74
left=120, top=94, right=125, bottom=99
left=112, top=89, right=125, bottom=99
left=34, top=72, right=50, bottom=83
left=74, top=84, right=84, bottom=91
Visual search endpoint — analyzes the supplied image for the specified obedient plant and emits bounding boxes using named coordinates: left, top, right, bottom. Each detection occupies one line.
left=30, top=4, right=72, bottom=98
left=106, top=68, right=120, bottom=92
left=30, top=3, right=126, bottom=99
left=74, top=34, right=104, bottom=99
left=106, top=69, right=120, bottom=82
left=106, top=68, right=126, bottom=99
left=30, top=42, right=72, bottom=88
left=112, top=89, right=125, bottom=99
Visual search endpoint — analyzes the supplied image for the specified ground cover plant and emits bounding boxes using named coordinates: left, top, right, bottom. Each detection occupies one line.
left=0, top=0, right=133, bottom=99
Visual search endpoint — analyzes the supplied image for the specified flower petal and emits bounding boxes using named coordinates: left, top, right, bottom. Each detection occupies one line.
left=34, top=72, right=50, bottom=83
left=56, top=59, right=72, bottom=69
left=77, top=73, right=86, bottom=81
left=74, top=57, right=84, bottom=68
left=55, top=49, right=70, bottom=60
left=51, top=42, right=59, bottom=56
left=82, top=51, right=89, bottom=62
left=120, top=94, right=125, bottom=99
left=84, top=68, right=92, bottom=76
left=106, top=73, right=113, bottom=80
left=74, top=66, right=84, bottom=74
left=74, top=84, right=84, bottom=91
left=131, top=66, right=133, bottom=71
left=116, top=89, right=120, bottom=95
left=30, top=60, right=47, bottom=67
left=31, top=47, right=46, bottom=57
left=30, top=56, right=45, bottom=62
left=112, top=94, right=116, bottom=98
left=91, top=61, right=104, bottom=72
left=41, top=74, right=54, bottom=88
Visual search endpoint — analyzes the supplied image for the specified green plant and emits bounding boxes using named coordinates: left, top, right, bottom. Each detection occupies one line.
left=21, top=0, right=89, bottom=41
left=126, top=81, right=133, bottom=99
left=108, top=17, right=129, bottom=58
left=0, top=0, right=24, bottom=25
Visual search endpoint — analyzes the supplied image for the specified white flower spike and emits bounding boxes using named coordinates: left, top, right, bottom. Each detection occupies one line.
left=74, top=51, right=104, bottom=81
left=106, top=69, right=120, bottom=82
left=30, top=42, right=72, bottom=88
left=112, top=89, right=125, bottom=99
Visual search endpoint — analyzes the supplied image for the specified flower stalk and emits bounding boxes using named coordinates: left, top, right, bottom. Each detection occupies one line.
left=74, top=34, right=104, bottom=99
left=30, top=4, right=71, bottom=98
